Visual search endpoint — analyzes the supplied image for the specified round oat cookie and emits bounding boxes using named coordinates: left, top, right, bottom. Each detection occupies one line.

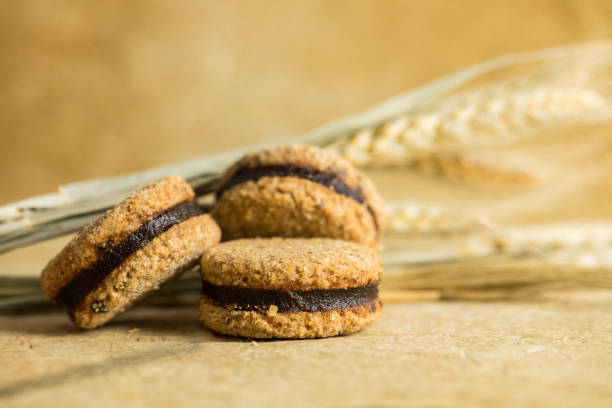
left=40, top=176, right=221, bottom=329
left=199, top=238, right=382, bottom=339
left=211, top=145, right=384, bottom=247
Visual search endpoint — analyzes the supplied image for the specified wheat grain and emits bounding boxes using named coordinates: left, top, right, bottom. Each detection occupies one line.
left=384, top=201, right=480, bottom=234
left=410, top=153, right=537, bottom=185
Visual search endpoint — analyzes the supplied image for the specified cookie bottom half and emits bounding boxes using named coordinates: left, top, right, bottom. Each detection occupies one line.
left=199, top=296, right=382, bottom=339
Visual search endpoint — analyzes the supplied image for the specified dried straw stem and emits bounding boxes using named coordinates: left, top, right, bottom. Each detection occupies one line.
left=382, top=250, right=612, bottom=300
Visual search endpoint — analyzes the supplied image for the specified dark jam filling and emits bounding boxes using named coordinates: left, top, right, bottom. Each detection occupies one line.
left=201, top=280, right=379, bottom=313
left=56, top=200, right=204, bottom=313
left=216, top=164, right=379, bottom=231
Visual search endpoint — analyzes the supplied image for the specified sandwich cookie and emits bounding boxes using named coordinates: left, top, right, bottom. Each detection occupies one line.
left=212, top=145, right=383, bottom=247
left=199, top=238, right=382, bottom=339
left=41, top=176, right=221, bottom=329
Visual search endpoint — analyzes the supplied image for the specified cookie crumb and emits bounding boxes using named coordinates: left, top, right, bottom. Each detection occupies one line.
left=267, top=305, right=278, bottom=317
left=251, top=340, right=259, bottom=346
left=90, top=300, right=109, bottom=314
left=128, top=328, right=140, bottom=334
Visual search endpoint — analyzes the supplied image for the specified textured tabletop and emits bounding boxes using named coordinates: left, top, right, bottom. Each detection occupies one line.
left=2, top=298, right=612, bottom=407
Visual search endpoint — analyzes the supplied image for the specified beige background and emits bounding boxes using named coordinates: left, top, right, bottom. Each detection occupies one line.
left=1, top=0, right=611, bottom=204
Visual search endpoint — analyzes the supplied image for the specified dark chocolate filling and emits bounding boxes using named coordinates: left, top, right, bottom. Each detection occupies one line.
left=56, top=200, right=204, bottom=313
left=216, top=164, right=379, bottom=231
left=201, top=280, right=379, bottom=313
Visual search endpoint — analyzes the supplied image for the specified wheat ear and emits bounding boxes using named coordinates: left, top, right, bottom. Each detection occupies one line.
left=331, top=64, right=612, bottom=170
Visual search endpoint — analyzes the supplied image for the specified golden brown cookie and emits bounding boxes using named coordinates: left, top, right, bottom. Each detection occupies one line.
left=199, top=238, right=383, bottom=339
left=211, top=145, right=383, bottom=247
left=40, top=176, right=221, bottom=329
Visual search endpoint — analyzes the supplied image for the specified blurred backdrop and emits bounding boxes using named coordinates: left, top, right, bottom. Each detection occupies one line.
left=1, top=0, right=611, bottom=204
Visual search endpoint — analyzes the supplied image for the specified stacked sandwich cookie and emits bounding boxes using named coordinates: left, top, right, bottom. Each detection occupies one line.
left=200, top=145, right=385, bottom=338
left=40, top=176, right=221, bottom=329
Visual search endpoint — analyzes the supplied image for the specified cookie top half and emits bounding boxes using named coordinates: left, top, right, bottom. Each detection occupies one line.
left=200, top=238, right=382, bottom=291
left=216, top=145, right=384, bottom=231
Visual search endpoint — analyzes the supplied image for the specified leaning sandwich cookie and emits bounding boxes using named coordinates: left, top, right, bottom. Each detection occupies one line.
left=212, top=145, right=383, bottom=247
left=199, top=238, right=382, bottom=339
left=40, top=176, right=221, bottom=329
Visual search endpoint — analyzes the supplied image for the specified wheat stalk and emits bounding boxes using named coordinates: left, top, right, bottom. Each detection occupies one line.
left=383, top=218, right=612, bottom=267
left=377, top=219, right=612, bottom=302
left=382, top=248, right=612, bottom=301
left=1, top=42, right=612, bottom=253
left=382, top=236, right=612, bottom=301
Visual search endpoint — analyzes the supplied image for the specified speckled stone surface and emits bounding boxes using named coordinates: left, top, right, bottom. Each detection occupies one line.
left=2, top=300, right=612, bottom=407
